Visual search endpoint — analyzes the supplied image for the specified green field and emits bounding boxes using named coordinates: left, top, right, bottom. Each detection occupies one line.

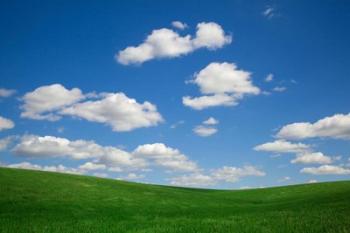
left=0, top=168, right=350, bottom=233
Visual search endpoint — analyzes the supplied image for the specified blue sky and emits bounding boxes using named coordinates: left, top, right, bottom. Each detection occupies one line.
left=1, top=0, right=350, bottom=189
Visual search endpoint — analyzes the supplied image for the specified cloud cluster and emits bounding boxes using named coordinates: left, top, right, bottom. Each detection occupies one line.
left=170, top=165, right=265, bottom=187
left=10, top=135, right=198, bottom=173
left=256, top=113, right=350, bottom=177
left=301, top=165, right=350, bottom=175
left=20, top=84, right=163, bottom=132
left=0, top=116, right=14, bottom=131
left=254, top=139, right=334, bottom=165
left=4, top=162, right=82, bottom=175
left=116, top=22, right=231, bottom=65
left=193, top=117, right=219, bottom=137
left=183, top=62, right=260, bottom=110
left=277, top=113, right=350, bottom=140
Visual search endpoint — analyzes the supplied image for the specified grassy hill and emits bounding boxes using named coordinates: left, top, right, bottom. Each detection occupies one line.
left=0, top=168, right=349, bottom=233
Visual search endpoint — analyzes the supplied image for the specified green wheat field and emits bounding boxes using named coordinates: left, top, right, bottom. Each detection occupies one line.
left=0, top=167, right=349, bottom=233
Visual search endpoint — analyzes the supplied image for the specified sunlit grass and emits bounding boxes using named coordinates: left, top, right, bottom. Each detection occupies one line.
left=0, top=167, right=349, bottom=233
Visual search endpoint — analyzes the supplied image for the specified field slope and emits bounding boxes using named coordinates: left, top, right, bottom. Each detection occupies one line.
left=0, top=168, right=350, bottom=233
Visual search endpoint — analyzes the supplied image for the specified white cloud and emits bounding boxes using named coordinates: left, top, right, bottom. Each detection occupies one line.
left=291, top=152, right=332, bottom=164
left=116, top=22, right=231, bottom=65
left=203, top=117, right=219, bottom=125
left=170, top=120, right=185, bottom=129
left=192, top=22, right=232, bottom=49
left=277, top=113, right=350, bottom=140
left=169, top=173, right=215, bottom=187
left=21, top=84, right=85, bottom=121
left=308, top=179, right=318, bottom=183
left=120, top=173, right=145, bottom=181
left=0, top=116, right=14, bottom=131
left=263, top=6, right=275, bottom=19
left=133, top=143, right=199, bottom=172
left=79, top=162, right=106, bottom=171
left=183, top=62, right=260, bottom=110
left=191, top=62, right=260, bottom=95
left=265, top=73, right=274, bottom=82
left=4, top=162, right=82, bottom=175
left=0, top=136, right=15, bottom=151
left=20, top=84, right=163, bottom=132
left=193, top=125, right=217, bottom=137
left=183, top=94, right=237, bottom=110
left=171, top=21, right=188, bottom=30
left=9, top=134, right=201, bottom=174
left=301, top=165, right=350, bottom=175
left=0, top=88, right=16, bottom=98
left=13, top=135, right=104, bottom=159
left=211, top=166, right=265, bottom=183
left=170, top=165, right=265, bottom=187
left=278, top=176, right=291, bottom=183
left=61, top=92, right=163, bottom=132
left=273, top=86, right=286, bottom=92
left=254, top=140, right=310, bottom=153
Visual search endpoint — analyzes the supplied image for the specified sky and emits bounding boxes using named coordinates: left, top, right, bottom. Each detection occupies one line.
left=1, top=0, right=350, bottom=189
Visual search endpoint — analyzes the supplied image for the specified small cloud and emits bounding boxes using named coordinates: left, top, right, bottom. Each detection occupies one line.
left=203, top=117, right=219, bottom=125
left=273, top=86, right=287, bottom=92
left=193, top=125, right=217, bottom=137
left=57, top=127, right=64, bottom=133
left=170, top=120, right=185, bottom=129
left=171, top=21, right=188, bottom=30
left=308, top=179, right=318, bottom=183
left=278, top=176, right=291, bottom=183
left=265, top=73, right=274, bottom=82
left=263, top=6, right=275, bottom=19
left=0, top=88, right=16, bottom=98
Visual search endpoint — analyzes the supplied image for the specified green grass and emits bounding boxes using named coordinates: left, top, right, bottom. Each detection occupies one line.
left=0, top=167, right=350, bottom=233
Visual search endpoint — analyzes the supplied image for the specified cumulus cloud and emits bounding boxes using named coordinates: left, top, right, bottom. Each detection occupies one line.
left=116, top=22, right=231, bottom=65
left=183, top=62, right=260, bottom=110
left=0, top=88, right=16, bottom=98
left=20, top=84, right=163, bottom=132
left=183, top=94, right=237, bottom=110
left=10, top=134, right=202, bottom=175
left=203, top=117, right=219, bottom=125
left=61, top=93, right=163, bottom=132
left=0, top=116, right=15, bottom=131
left=171, top=21, right=188, bottom=30
left=79, top=162, right=106, bottom=171
left=193, top=125, right=217, bottom=137
left=277, top=113, right=350, bottom=140
left=12, top=135, right=146, bottom=171
left=291, top=152, right=332, bottom=164
left=301, top=165, right=350, bottom=175
left=119, top=173, right=145, bottom=181
left=133, top=143, right=199, bottom=172
left=169, top=173, right=215, bottom=187
left=193, top=117, right=219, bottom=137
left=170, top=165, right=265, bottom=187
left=211, top=166, right=266, bottom=183
left=254, top=140, right=310, bottom=153
left=21, top=84, right=84, bottom=121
